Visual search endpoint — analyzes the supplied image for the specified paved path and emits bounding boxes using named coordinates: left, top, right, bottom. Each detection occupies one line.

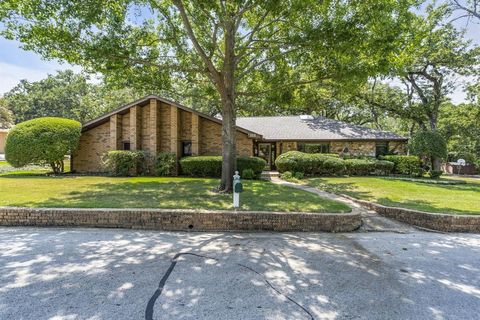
left=1, top=227, right=479, bottom=320
left=270, top=177, right=415, bottom=233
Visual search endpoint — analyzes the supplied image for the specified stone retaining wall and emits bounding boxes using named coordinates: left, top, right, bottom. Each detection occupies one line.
left=347, top=197, right=480, bottom=233
left=0, top=207, right=361, bottom=232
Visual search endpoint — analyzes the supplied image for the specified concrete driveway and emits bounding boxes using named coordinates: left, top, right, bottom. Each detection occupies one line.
left=0, top=227, right=479, bottom=320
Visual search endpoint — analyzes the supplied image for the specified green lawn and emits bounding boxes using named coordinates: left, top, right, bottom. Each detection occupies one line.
left=0, top=174, right=350, bottom=213
left=304, top=176, right=480, bottom=215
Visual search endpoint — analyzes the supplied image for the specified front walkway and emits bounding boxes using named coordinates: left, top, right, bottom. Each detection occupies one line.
left=270, top=177, right=415, bottom=233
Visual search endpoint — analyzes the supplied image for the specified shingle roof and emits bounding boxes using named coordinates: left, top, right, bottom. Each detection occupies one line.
left=236, top=115, right=407, bottom=141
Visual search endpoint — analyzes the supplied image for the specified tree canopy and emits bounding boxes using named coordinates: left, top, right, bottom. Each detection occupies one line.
left=0, top=0, right=418, bottom=191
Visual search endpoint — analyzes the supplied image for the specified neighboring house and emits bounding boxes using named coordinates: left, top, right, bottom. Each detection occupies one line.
left=71, top=95, right=407, bottom=172
left=0, top=128, right=9, bottom=154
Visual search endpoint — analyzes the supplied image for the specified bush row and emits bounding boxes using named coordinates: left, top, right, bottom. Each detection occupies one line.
left=275, top=151, right=396, bottom=176
left=380, top=155, right=422, bottom=176
left=103, top=151, right=266, bottom=178
left=179, top=156, right=266, bottom=178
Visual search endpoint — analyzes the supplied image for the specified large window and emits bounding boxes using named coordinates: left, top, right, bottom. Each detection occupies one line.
left=182, top=141, right=192, bottom=156
left=297, top=143, right=330, bottom=154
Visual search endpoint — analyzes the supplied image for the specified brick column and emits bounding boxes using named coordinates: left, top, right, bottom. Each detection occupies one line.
left=110, top=114, right=122, bottom=150
left=129, top=105, right=141, bottom=150
left=170, top=105, right=180, bottom=155
left=191, top=113, right=200, bottom=155
left=148, top=98, right=159, bottom=154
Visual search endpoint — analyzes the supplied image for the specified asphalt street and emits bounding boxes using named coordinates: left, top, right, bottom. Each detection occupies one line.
left=0, top=227, right=479, bottom=320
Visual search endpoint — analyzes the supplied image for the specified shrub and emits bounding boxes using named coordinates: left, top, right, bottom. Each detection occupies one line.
left=242, top=168, right=255, bottom=180
left=294, top=172, right=304, bottom=179
left=374, top=160, right=395, bottom=175
left=102, top=150, right=147, bottom=176
left=344, top=159, right=375, bottom=176
left=429, top=170, right=443, bottom=179
left=155, top=152, right=177, bottom=176
left=179, top=156, right=266, bottom=178
left=275, top=151, right=345, bottom=175
left=5, top=117, right=81, bottom=174
left=382, top=155, right=422, bottom=175
left=281, top=171, right=293, bottom=180
left=180, top=156, right=222, bottom=177
left=237, top=156, right=267, bottom=177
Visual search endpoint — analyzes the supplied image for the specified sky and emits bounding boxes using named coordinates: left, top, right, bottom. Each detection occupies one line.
left=0, top=4, right=479, bottom=103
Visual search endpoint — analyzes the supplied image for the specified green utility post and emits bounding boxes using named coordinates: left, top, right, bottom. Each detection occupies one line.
left=233, top=171, right=243, bottom=208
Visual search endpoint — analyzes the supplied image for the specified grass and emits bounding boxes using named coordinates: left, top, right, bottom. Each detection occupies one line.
left=0, top=173, right=350, bottom=213
left=304, top=176, right=480, bottom=215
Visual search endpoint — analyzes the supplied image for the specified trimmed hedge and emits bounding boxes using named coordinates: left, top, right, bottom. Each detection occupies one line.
left=179, top=156, right=267, bottom=178
left=102, top=150, right=148, bottom=176
left=5, top=117, right=81, bottom=174
left=276, top=151, right=394, bottom=176
left=275, top=151, right=345, bottom=175
left=381, top=155, right=422, bottom=175
left=344, top=159, right=394, bottom=176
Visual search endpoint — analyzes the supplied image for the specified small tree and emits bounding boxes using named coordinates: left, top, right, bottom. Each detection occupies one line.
left=409, top=130, right=447, bottom=171
left=5, top=117, right=81, bottom=174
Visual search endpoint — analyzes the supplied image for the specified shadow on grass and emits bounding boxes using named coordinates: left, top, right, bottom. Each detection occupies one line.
left=4, top=178, right=349, bottom=213
left=309, top=177, right=480, bottom=215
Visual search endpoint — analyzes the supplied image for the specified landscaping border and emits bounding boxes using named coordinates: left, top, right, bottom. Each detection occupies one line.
left=343, top=196, right=480, bottom=232
left=0, top=207, right=361, bottom=232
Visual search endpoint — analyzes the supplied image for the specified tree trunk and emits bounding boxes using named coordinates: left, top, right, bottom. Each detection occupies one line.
left=219, top=97, right=236, bottom=192
left=219, top=18, right=237, bottom=193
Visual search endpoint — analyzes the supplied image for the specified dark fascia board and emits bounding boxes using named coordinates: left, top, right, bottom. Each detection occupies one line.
left=81, top=94, right=262, bottom=138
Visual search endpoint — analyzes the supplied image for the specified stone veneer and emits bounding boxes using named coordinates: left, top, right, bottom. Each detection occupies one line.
left=0, top=207, right=361, bottom=232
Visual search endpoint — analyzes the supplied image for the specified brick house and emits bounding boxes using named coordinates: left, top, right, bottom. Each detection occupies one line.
left=71, top=95, right=407, bottom=172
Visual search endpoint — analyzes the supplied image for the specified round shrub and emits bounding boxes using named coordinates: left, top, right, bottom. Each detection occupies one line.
left=102, top=150, right=148, bottom=176
left=281, top=171, right=293, bottom=180
left=155, top=152, right=177, bottom=176
left=5, top=117, right=81, bottom=174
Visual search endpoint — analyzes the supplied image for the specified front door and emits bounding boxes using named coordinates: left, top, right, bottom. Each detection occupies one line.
left=258, top=142, right=276, bottom=170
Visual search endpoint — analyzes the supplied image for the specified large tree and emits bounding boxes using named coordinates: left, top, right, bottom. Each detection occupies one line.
left=0, top=0, right=415, bottom=191
left=3, top=70, right=142, bottom=123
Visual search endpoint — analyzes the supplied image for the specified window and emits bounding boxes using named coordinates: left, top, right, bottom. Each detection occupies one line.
left=182, top=141, right=192, bottom=156
left=375, top=142, right=389, bottom=157
left=297, top=143, right=330, bottom=154
left=123, top=141, right=131, bottom=151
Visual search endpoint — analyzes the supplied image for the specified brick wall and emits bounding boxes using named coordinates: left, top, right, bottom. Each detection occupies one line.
left=72, top=122, right=110, bottom=172
left=73, top=98, right=255, bottom=173
left=347, top=197, right=480, bottom=233
left=0, top=207, right=361, bottom=232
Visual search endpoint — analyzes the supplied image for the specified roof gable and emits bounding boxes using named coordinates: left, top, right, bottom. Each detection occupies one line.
left=82, top=94, right=261, bottom=137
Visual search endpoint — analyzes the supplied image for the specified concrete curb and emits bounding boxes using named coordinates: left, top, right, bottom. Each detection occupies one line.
left=0, top=207, right=362, bottom=233
left=341, top=195, right=480, bottom=233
